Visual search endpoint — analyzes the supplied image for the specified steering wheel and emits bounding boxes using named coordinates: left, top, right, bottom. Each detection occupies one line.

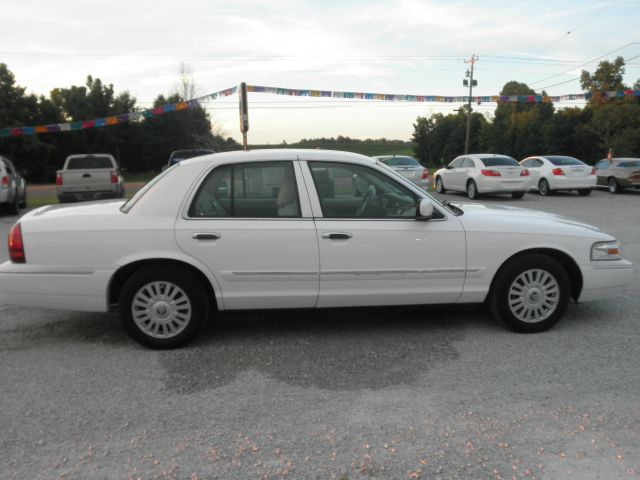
left=355, top=185, right=376, bottom=217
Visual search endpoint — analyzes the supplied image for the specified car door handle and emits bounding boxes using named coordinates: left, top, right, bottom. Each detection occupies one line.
left=192, top=233, right=221, bottom=240
left=321, top=232, right=352, bottom=240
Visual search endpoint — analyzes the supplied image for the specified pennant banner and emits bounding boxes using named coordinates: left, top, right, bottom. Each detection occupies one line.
left=2, top=82, right=639, bottom=137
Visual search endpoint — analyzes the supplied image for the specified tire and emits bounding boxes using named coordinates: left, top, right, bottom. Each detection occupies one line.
left=19, top=190, right=27, bottom=208
left=466, top=180, right=479, bottom=199
left=435, top=176, right=446, bottom=194
left=538, top=178, right=551, bottom=196
left=8, top=193, right=19, bottom=215
left=489, top=254, right=570, bottom=333
left=578, top=189, right=592, bottom=196
left=119, top=265, right=209, bottom=349
left=511, top=191, right=525, bottom=199
left=608, top=177, right=620, bottom=194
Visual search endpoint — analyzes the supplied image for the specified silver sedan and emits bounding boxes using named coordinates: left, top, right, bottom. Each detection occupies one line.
left=372, top=155, right=430, bottom=189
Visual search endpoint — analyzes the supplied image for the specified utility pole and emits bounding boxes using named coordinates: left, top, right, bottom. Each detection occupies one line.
left=463, top=54, right=478, bottom=155
left=239, top=82, right=249, bottom=150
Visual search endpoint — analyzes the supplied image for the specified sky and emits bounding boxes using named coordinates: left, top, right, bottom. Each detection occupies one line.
left=3, top=0, right=640, bottom=144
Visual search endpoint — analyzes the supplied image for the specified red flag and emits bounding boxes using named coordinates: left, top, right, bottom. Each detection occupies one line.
left=607, top=148, right=612, bottom=161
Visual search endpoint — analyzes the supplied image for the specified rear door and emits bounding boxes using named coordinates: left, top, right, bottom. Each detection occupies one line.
left=175, top=158, right=320, bottom=310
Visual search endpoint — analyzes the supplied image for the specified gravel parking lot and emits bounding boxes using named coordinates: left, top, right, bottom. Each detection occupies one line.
left=1, top=188, right=639, bottom=479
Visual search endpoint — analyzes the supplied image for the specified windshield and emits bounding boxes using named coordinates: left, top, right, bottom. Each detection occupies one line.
left=120, top=163, right=178, bottom=213
left=383, top=156, right=420, bottom=167
left=546, top=156, right=585, bottom=166
left=66, top=156, right=114, bottom=169
left=481, top=156, right=519, bottom=167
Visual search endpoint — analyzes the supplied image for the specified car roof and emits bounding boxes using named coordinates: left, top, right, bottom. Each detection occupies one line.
left=186, top=149, right=378, bottom=166
left=466, top=153, right=515, bottom=159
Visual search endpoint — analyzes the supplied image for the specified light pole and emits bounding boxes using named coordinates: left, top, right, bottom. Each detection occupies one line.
left=463, top=55, right=478, bottom=155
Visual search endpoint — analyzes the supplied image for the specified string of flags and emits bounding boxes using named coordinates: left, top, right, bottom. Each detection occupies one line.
left=2, top=83, right=639, bottom=137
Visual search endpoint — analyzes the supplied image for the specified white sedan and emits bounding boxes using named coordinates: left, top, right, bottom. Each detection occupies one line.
left=0, top=149, right=633, bottom=348
left=434, top=154, right=531, bottom=199
left=520, top=155, right=596, bottom=196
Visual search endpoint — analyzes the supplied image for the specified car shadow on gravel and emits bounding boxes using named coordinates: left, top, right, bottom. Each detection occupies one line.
left=159, top=306, right=500, bottom=394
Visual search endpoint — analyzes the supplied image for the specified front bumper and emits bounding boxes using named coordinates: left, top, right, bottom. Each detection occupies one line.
left=578, top=259, right=634, bottom=302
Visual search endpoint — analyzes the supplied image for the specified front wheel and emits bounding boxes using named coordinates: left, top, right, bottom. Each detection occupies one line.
left=608, top=177, right=620, bottom=194
left=466, top=180, right=479, bottom=199
left=511, top=191, right=525, bottom=199
left=489, top=254, right=570, bottom=333
left=119, top=265, right=209, bottom=349
left=435, top=176, right=446, bottom=193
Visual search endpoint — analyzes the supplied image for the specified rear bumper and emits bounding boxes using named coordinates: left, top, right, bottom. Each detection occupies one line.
left=547, top=176, right=597, bottom=190
left=578, top=260, right=634, bottom=302
left=476, top=177, right=529, bottom=193
left=0, top=262, right=112, bottom=312
left=57, top=187, right=124, bottom=202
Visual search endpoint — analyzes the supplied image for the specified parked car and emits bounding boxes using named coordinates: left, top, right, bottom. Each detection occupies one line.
left=0, top=154, right=27, bottom=214
left=372, top=155, right=430, bottom=189
left=520, top=155, right=596, bottom=196
left=593, top=158, right=640, bottom=193
left=434, top=154, right=530, bottom=199
left=168, top=149, right=215, bottom=167
left=0, top=149, right=632, bottom=348
left=56, top=154, right=125, bottom=203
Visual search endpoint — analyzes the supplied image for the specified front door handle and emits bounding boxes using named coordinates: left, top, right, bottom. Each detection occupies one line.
left=321, top=232, right=352, bottom=240
left=192, top=232, right=221, bottom=240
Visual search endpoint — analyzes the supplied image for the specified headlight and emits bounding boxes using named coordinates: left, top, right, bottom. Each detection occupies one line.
left=591, top=241, right=622, bottom=261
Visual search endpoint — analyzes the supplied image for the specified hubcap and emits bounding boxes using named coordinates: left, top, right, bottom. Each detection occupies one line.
left=609, top=179, right=617, bottom=192
left=468, top=183, right=476, bottom=197
left=508, top=269, right=560, bottom=323
left=132, top=281, right=192, bottom=339
left=437, top=178, right=443, bottom=191
left=540, top=181, right=548, bottom=195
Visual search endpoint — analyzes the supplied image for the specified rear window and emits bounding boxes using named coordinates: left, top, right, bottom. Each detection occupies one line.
left=618, top=160, right=640, bottom=168
left=382, top=156, right=420, bottom=167
left=546, top=156, right=584, bottom=166
left=66, top=156, right=114, bottom=169
left=480, top=156, right=519, bottom=167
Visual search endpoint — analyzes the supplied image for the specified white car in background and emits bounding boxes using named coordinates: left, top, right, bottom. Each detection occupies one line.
left=0, top=149, right=633, bottom=348
left=520, top=155, right=596, bottom=196
left=434, top=154, right=530, bottom=199
left=372, top=155, right=430, bottom=189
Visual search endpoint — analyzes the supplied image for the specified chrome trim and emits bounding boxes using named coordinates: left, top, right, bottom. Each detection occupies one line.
left=231, top=271, right=318, bottom=276
left=592, top=264, right=633, bottom=270
left=321, top=268, right=466, bottom=276
left=192, top=232, right=221, bottom=240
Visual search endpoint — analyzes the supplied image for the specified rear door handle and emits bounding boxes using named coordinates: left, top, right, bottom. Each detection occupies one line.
left=192, top=233, right=221, bottom=240
left=321, top=232, right=352, bottom=240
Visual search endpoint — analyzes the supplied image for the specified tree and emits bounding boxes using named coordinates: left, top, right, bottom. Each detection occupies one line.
left=580, top=56, right=627, bottom=94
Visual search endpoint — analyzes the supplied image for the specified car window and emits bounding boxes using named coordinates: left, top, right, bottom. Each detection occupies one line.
left=617, top=160, right=640, bottom=168
left=189, top=161, right=300, bottom=218
left=462, top=158, right=475, bottom=168
left=66, top=156, right=114, bottom=169
left=309, top=161, right=420, bottom=219
left=521, top=159, right=536, bottom=168
left=480, top=156, right=519, bottom=167
left=545, top=156, right=585, bottom=166
left=449, top=158, right=463, bottom=168
left=383, top=156, right=420, bottom=167
left=595, top=160, right=609, bottom=170
left=4, top=159, right=17, bottom=175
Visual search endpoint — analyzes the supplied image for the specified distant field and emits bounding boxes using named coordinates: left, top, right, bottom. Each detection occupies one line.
left=249, top=142, right=416, bottom=157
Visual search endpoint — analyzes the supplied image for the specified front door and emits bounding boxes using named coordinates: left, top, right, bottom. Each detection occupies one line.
left=301, top=159, right=466, bottom=308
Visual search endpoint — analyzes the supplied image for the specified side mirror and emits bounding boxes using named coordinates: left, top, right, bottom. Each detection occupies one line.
left=416, top=198, right=433, bottom=220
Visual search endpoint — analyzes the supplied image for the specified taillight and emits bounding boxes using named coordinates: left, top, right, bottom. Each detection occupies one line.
left=552, top=168, right=565, bottom=176
left=1, top=175, right=8, bottom=189
left=8, top=222, right=25, bottom=263
left=111, top=170, right=118, bottom=184
left=56, top=172, right=62, bottom=186
left=591, top=167, right=596, bottom=175
left=629, top=172, right=640, bottom=180
left=481, top=169, right=501, bottom=177
left=421, top=168, right=429, bottom=180
left=520, top=169, right=530, bottom=177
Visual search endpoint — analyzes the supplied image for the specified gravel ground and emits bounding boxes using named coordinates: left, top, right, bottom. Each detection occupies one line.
left=0, top=188, right=639, bottom=479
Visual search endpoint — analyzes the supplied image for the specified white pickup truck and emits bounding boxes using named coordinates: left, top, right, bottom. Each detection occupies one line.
left=56, top=154, right=125, bottom=203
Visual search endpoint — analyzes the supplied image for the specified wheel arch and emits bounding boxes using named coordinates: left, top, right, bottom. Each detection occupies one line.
left=108, top=258, right=219, bottom=311
left=487, top=248, right=583, bottom=302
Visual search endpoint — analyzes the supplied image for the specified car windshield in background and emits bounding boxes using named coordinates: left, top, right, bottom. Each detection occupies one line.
left=618, top=160, right=640, bottom=168
left=480, top=157, right=519, bottom=167
left=546, top=156, right=584, bottom=166
left=383, top=156, right=420, bottom=167
left=67, top=156, right=113, bottom=169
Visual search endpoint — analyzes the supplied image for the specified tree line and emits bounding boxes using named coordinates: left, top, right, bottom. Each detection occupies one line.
left=0, top=63, right=239, bottom=182
left=412, top=57, right=640, bottom=167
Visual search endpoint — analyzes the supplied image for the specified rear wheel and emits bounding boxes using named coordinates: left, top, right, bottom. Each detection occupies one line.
left=7, top=193, right=19, bottom=215
left=608, top=177, right=620, bottom=194
left=466, top=180, right=479, bottom=199
left=19, top=190, right=27, bottom=208
left=119, top=265, right=209, bottom=349
left=538, top=178, right=551, bottom=196
left=489, top=254, right=570, bottom=333
left=511, top=191, right=525, bottom=199
left=435, top=176, right=446, bottom=193
left=578, top=189, right=592, bottom=196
